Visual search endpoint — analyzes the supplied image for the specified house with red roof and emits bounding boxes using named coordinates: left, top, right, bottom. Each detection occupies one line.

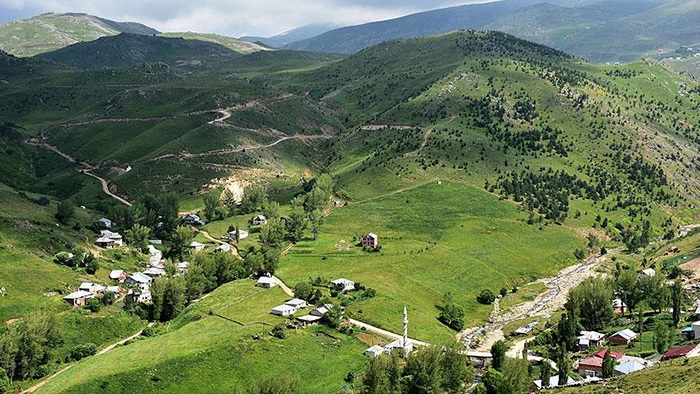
left=577, top=356, right=604, bottom=377
left=594, top=349, right=623, bottom=360
left=661, top=344, right=699, bottom=361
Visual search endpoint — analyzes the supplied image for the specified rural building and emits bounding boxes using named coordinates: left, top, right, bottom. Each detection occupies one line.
left=364, top=345, right=385, bottom=357
left=189, top=241, right=205, bottom=252
left=253, top=215, right=267, bottom=226
left=144, top=267, right=166, bottom=278
left=532, top=376, right=575, bottom=390
left=63, top=290, right=94, bottom=307
left=578, top=331, right=606, bottom=350
left=361, top=232, right=378, bottom=249
left=285, top=298, right=308, bottom=309
left=661, top=344, right=699, bottom=360
left=578, top=356, right=604, bottom=377
left=129, top=288, right=151, bottom=304
left=296, top=314, right=322, bottom=325
left=125, top=272, right=152, bottom=289
left=271, top=304, right=297, bottom=316
left=109, top=270, right=129, bottom=282
left=612, top=298, right=627, bottom=314
left=609, top=329, right=637, bottom=345
left=95, top=230, right=123, bottom=248
left=98, top=218, right=112, bottom=228
left=213, top=244, right=232, bottom=253
left=614, top=360, right=646, bottom=376
left=310, top=303, right=334, bottom=317
left=148, top=239, right=162, bottom=245
left=257, top=276, right=277, bottom=288
left=637, top=268, right=656, bottom=281
left=331, top=278, right=355, bottom=292
left=177, top=261, right=189, bottom=273
left=106, top=286, right=124, bottom=296
left=79, top=282, right=106, bottom=295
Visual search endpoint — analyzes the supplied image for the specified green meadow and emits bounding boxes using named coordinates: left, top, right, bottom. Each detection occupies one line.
left=277, top=180, right=583, bottom=342
left=34, top=280, right=368, bottom=394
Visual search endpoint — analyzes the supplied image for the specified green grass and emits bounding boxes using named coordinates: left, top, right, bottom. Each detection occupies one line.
left=34, top=280, right=368, bottom=394
left=499, top=282, right=549, bottom=314
left=277, top=180, right=582, bottom=342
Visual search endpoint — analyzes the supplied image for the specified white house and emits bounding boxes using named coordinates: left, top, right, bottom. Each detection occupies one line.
left=692, top=321, right=700, bottom=340
left=285, top=298, right=308, bottom=309
left=125, top=272, right=152, bottom=290
left=578, top=330, right=606, bottom=350
left=252, top=215, right=268, bottom=226
left=310, top=303, right=335, bottom=317
left=177, top=261, right=190, bottom=273
left=144, top=267, right=166, bottom=278
left=257, top=276, right=277, bottom=288
left=109, top=270, right=128, bottom=282
left=331, top=278, right=355, bottom=292
left=96, top=230, right=123, bottom=248
left=533, top=376, right=575, bottom=389
left=637, top=268, right=656, bottom=281
left=364, top=345, right=385, bottom=357
left=189, top=241, right=206, bottom=252
left=105, top=286, right=124, bottom=296
left=271, top=304, right=297, bottom=316
left=214, top=244, right=232, bottom=253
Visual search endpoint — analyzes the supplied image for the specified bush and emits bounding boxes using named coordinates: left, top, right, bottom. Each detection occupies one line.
left=101, top=292, right=116, bottom=306
left=87, top=298, right=101, bottom=312
left=70, top=343, right=97, bottom=361
left=271, top=324, right=286, bottom=339
left=86, top=259, right=99, bottom=275
left=500, top=287, right=508, bottom=297
left=476, top=289, right=496, bottom=305
left=141, top=326, right=157, bottom=337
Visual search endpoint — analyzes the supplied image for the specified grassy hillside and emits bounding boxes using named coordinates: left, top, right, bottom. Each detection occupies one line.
left=0, top=13, right=158, bottom=57
left=33, top=280, right=368, bottom=394
left=158, top=32, right=268, bottom=54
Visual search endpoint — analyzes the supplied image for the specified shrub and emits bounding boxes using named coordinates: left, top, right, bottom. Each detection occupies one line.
left=271, top=324, right=286, bottom=339
left=70, top=343, right=97, bottom=361
left=87, top=298, right=101, bottom=312
left=141, top=326, right=157, bottom=337
left=101, top=292, right=116, bottom=306
left=500, top=287, right=508, bottom=297
left=476, top=289, right=496, bottom=305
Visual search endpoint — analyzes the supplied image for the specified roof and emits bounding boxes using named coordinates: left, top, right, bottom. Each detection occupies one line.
left=189, top=241, right=205, bottom=248
left=257, top=276, right=276, bottom=284
left=641, top=268, right=656, bottom=277
left=594, top=349, right=623, bottom=359
left=271, top=304, right=296, bottom=313
left=254, top=215, right=267, bottom=220
left=98, top=218, right=112, bottom=225
left=578, top=356, right=604, bottom=368
left=96, top=236, right=115, bottom=244
left=214, top=244, right=231, bottom=252
left=615, top=360, right=646, bottom=375
left=331, top=278, right=354, bottom=285
left=365, top=345, right=384, bottom=354
left=100, top=230, right=122, bottom=239
left=365, top=233, right=378, bottom=239
left=612, top=329, right=637, bottom=340
left=63, top=290, right=93, bottom=300
left=144, top=267, right=166, bottom=276
left=297, top=315, right=322, bottom=322
left=612, top=298, right=627, bottom=308
left=106, top=286, right=122, bottom=293
left=130, top=272, right=152, bottom=283
left=579, top=331, right=605, bottom=341
left=177, top=261, right=189, bottom=269
left=285, top=298, right=307, bottom=307
left=109, top=270, right=125, bottom=279
left=662, top=344, right=698, bottom=359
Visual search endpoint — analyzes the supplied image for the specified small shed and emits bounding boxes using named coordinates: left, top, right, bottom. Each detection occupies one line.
left=63, top=290, right=94, bottom=307
left=253, top=215, right=268, bottom=226
left=285, top=298, right=308, bottom=309
left=361, top=233, right=378, bottom=249
left=297, top=314, right=322, bottom=325
left=189, top=241, right=205, bottom=252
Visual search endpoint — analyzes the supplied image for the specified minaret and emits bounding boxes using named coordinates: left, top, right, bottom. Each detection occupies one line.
left=403, top=305, right=409, bottom=349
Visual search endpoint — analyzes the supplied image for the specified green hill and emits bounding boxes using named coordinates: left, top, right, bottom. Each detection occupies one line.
left=158, top=32, right=269, bottom=54
left=0, top=12, right=159, bottom=57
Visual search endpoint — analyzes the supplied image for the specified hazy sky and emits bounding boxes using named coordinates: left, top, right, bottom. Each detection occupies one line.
left=0, top=0, right=493, bottom=37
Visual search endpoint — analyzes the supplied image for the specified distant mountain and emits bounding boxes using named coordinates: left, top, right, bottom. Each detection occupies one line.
left=158, top=32, right=269, bottom=54
left=240, top=24, right=337, bottom=48
left=282, top=0, right=694, bottom=63
left=0, top=12, right=159, bottom=57
left=36, top=33, right=241, bottom=69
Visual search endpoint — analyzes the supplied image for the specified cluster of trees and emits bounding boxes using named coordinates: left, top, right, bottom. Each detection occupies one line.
left=487, top=124, right=568, bottom=158
left=363, top=342, right=473, bottom=394
left=438, top=292, right=465, bottom=331
left=0, top=313, right=61, bottom=384
left=474, top=341, right=530, bottom=394
left=54, top=247, right=99, bottom=273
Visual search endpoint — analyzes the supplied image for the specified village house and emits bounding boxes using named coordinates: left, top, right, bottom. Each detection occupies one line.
left=296, top=314, right=322, bottom=326
left=252, top=215, right=267, bottom=226
left=331, top=278, right=355, bottom=292
left=285, top=298, right=308, bottom=309
left=79, top=282, right=106, bottom=295
left=270, top=304, right=297, bottom=316
left=189, top=241, right=206, bottom=252
left=364, top=345, right=385, bottom=357
left=124, top=272, right=152, bottom=290
left=106, top=286, right=124, bottom=297
left=257, top=276, right=277, bottom=288
left=63, top=290, right=94, bottom=307
left=532, top=376, right=575, bottom=390
left=578, top=331, right=606, bottom=350
left=612, top=298, right=627, bottom=314
left=144, top=267, right=166, bottom=278
left=177, top=261, right=189, bottom=273
left=577, top=356, right=604, bottom=377
left=95, top=230, right=123, bottom=248
left=609, top=329, right=637, bottom=345
left=128, top=288, right=152, bottom=304
left=109, top=269, right=129, bottom=282
left=637, top=268, right=656, bottom=281
left=361, top=232, right=379, bottom=249
left=594, top=349, right=622, bottom=360
left=661, top=344, right=699, bottom=361
left=614, top=360, right=646, bottom=376
left=310, top=303, right=335, bottom=317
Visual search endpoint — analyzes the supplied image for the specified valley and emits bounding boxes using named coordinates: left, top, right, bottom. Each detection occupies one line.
left=0, top=11, right=700, bottom=394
